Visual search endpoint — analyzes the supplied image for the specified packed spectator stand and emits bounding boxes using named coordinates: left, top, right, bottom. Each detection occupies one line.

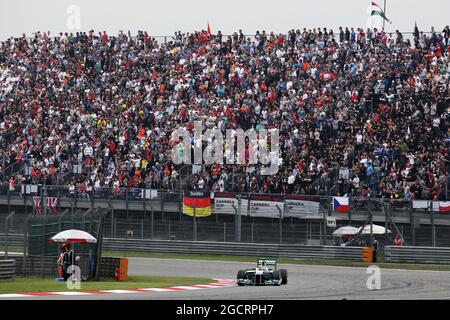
left=0, top=26, right=449, bottom=201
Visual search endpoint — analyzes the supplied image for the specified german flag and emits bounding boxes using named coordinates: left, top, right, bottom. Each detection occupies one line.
left=183, top=191, right=212, bottom=217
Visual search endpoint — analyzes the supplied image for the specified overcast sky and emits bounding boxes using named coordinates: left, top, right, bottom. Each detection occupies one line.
left=0, top=0, right=448, bottom=40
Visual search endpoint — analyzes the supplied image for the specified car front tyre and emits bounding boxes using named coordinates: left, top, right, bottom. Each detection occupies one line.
left=280, top=269, right=288, bottom=285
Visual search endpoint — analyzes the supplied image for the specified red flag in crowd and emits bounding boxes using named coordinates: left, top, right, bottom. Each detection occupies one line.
left=207, top=22, right=212, bottom=36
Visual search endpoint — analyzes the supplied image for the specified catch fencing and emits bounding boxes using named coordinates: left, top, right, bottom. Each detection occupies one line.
left=102, top=238, right=364, bottom=261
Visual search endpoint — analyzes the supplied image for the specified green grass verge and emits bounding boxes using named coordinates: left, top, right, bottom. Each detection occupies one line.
left=0, top=275, right=212, bottom=294
left=103, top=251, right=450, bottom=272
left=0, top=246, right=24, bottom=253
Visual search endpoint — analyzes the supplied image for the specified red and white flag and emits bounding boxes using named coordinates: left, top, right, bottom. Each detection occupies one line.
left=432, top=201, right=450, bottom=213
left=438, top=201, right=450, bottom=213
left=207, top=22, right=212, bottom=36
left=33, top=196, right=42, bottom=216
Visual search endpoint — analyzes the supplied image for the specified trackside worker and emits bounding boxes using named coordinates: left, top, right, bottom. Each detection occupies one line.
left=62, top=243, right=74, bottom=281
left=57, top=245, right=65, bottom=278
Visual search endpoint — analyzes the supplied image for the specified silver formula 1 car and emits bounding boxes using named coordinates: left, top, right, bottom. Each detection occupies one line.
left=237, top=259, right=288, bottom=286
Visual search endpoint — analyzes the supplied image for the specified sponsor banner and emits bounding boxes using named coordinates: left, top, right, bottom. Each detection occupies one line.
left=214, top=197, right=249, bottom=215
left=248, top=200, right=284, bottom=218
left=144, top=189, right=158, bottom=199
left=412, top=200, right=429, bottom=209
left=284, top=197, right=320, bottom=217
left=21, top=184, right=38, bottom=194
left=326, top=217, right=337, bottom=228
left=339, top=168, right=350, bottom=180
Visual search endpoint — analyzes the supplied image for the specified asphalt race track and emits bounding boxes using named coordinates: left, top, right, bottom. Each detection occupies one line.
left=3, top=258, right=450, bottom=300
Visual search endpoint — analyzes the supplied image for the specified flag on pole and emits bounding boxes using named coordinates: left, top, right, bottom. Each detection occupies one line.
left=333, top=197, right=349, bottom=213
left=414, top=21, right=420, bottom=38
left=207, top=22, right=212, bottom=36
left=371, top=1, right=391, bottom=23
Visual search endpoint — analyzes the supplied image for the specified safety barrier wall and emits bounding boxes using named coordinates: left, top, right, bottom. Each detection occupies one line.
left=102, top=238, right=364, bottom=261
left=0, top=233, right=23, bottom=249
left=8, top=234, right=450, bottom=264
left=10, top=256, right=120, bottom=279
left=0, top=259, right=15, bottom=280
left=385, top=246, right=450, bottom=264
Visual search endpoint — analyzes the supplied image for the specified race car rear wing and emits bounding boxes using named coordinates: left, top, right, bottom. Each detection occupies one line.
left=257, top=259, right=277, bottom=269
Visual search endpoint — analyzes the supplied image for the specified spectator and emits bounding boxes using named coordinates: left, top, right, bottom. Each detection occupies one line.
left=394, top=233, right=403, bottom=246
left=0, top=28, right=447, bottom=199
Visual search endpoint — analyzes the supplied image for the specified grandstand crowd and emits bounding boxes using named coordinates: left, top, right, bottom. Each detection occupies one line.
left=0, top=26, right=449, bottom=200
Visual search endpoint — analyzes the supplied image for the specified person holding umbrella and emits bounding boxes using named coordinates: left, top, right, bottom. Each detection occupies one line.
left=50, top=229, right=98, bottom=283
left=61, top=243, right=74, bottom=281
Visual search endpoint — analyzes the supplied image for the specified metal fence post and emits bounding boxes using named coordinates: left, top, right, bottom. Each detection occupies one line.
left=251, top=221, right=254, bottom=243
left=151, top=207, right=154, bottom=239
left=111, top=208, right=115, bottom=238
left=383, top=202, right=388, bottom=249
left=369, top=206, right=373, bottom=249
left=143, top=192, right=147, bottom=221
left=57, top=186, right=61, bottom=213
left=24, top=192, right=28, bottom=217
left=168, top=219, right=171, bottom=240
left=348, top=197, right=352, bottom=225
left=23, top=215, right=32, bottom=277
left=41, top=215, right=47, bottom=278
left=224, top=222, right=226, bottom=242
left=7, top=184, right=11, bottom=215
left=126, top=188, right=129, bottom=219
left=4, top=213, right=15, bottom=259
left=237, top=195, right=242, bottom=242
left=193, top=208, right=197, bottom=241
left=74, top=187, right=78, bottom=212
left=232, top=204, right=240, bottom=242
left=411, top=208, right=415, bottom=246
left=277, top=205, right=282, bottom=244
left=141, top=219, right=144, bottom=239
left=430, top=201, right=436, bottom=247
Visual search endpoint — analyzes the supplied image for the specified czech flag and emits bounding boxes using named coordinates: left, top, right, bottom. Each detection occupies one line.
left=333, top=197, right=349, bottom=213
left=183, top=191, right=212, bottom=217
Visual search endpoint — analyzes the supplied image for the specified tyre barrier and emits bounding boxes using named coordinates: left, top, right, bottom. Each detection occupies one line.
left=0, top=260, right=15, bottom=280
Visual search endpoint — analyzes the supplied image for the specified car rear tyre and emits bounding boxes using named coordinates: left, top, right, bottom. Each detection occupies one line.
left=280, top=269, right=288, bottom=284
